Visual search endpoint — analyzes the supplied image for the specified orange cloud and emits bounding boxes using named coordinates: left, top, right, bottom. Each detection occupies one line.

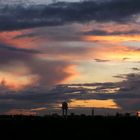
left=93, top=45, right=140, bottom=61
left=6, top=109, right=37, bottom=116
left=0, top=30, right=44, bottom=49
left=0, top=73, right=38, bottom=91
left=69, top=99, right=119, bottom=109
left=0, top=65, right=39, bottom=91
left=62, top=65, right=79, bottom=82
left=0, top=62, right=79, bottom=90
left=31, top=107, right=47, bottom=111
left=84, top=35, right=140, bottom=42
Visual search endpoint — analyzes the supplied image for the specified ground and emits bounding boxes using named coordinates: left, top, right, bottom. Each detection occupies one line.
left=0, top=115, right=139, bottom=139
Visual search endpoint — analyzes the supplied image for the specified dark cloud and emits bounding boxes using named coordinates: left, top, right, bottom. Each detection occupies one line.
left=113, top=74, right=126, bottom=79
left=0, top=0, right=140, bottom=31
left=122, top=57, right=130, bottom=61
left=14, top=25, right=82, bottom=41
left=0, top=85, right=84, bottom=114
left=94, top=58, right=110, bottom=62
left=119, top=73, right=140, bottom=92
left=115, top=98, right=140, bottom=111
left=116, top=73, right=140, bottom=95
left=132, top=67, right=140, bottom=71
left=0, top=44, right=33, bottom=65
left=0, top=43, right=42, bottom=54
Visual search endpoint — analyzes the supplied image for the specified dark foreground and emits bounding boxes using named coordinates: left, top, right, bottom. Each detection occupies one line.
left=0, top=115, right=140, bottom=139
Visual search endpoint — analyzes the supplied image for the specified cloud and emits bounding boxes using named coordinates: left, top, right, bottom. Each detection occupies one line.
left=0, top=44, right=34, bottom=64
left=83, top=29, right=140, bottom=36
left=28, top=60, right=78, bottom=87
left=132, top=67, right=140, bottom=71
left=122, top=57, right=130, bottom=61
left=40, top=46, right=94, bottom=60
left=57, top=73, right=140, bottom=111
left=69, top=99, right=119, bottom=109
left=5, top=109, right=37, bottom=116
left=1, top=72, right=140, bottom=114
left=0, top=43, right=41, bottom=54
left=115, top=98, right=140, bottom=111
left=94, top=58, right=110, bottom=62
left=31, top=107, right=47, bottom=111
left=113, top=75, right=126, bottom=79
left=0, top=0, right=140, bottom=31
left=0, top=43, right=78, bottom=89
left=14, top=24, right=82, bottom=41
left=118, top=73, right=140, bottom=93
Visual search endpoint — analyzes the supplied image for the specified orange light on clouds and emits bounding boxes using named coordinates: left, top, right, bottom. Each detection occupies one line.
left=62, top=65, right=79, bottom=82
left=91, top=45, right=140, bottom=62
left=108, top=47, right=140, bottom=61
left=0, top=72, right=38, bottom=91
left=0, top=30, right=44, bottom=49
left=84, top=35, right=140, bottom=42
left=69, top=99, right=119, bottom=109
left=6, top=109, right=37, bottom=116
left=31, top=107, right=47, bottom=111
left=6, top=107, right=47, bottom=116
left=0, top=63, right=39, bottom=91
left=1, top=25, right=140, bottom=88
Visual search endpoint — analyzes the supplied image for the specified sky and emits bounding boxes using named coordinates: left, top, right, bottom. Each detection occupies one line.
left=0, top=0, right=140, bottom=115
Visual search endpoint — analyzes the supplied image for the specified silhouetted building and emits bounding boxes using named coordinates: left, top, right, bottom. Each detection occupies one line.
left=62, top=102, right=68, bottom=116
left=52, top=113, right=59, bottom=118
left=125, top=113, right=130, bottom=117
left=70, top=113, right=75, bottom=116
left=80, top=114, right=86, bottom=117
left=115, top=112, right=123, bottom=117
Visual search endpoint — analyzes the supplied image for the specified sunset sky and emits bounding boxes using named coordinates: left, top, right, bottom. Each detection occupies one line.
left=0, top=0, right=140, bottom=115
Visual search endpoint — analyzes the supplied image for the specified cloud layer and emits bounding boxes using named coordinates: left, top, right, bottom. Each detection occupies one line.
left=0, top=72, right=140, bottom=115
left=0, top=0, right=140, bottom=31
left=0, top=43, right=78, bottom=89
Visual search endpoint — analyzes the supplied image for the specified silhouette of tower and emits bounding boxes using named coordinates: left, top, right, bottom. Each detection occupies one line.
left=91, top=108, right=94, bottom=116
left=62, top=102, right=68, bottom=116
